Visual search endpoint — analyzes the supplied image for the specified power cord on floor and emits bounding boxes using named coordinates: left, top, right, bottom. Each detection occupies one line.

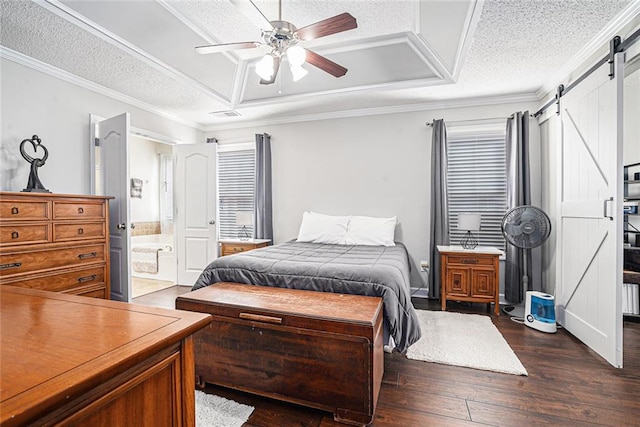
left=411, top=266, right=429, bottom=296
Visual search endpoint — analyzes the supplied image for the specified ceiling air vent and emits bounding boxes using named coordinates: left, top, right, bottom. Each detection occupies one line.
left=209, top=110, right=241, bottom=118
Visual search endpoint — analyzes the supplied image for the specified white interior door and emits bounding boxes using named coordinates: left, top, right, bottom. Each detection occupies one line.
left=98, top=113, right=132, bottom=302
left=556, top=53, right=623, bottom=367
left=174, top=143, right=217, bottom=286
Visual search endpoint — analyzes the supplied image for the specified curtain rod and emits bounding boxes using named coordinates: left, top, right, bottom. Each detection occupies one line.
left=207, top=133, right=271, bottom=144
left=425, top=115, right=515, bottom=127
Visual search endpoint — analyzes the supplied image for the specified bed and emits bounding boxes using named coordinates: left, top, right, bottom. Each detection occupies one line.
left=192, top=240, right=422, bottom=352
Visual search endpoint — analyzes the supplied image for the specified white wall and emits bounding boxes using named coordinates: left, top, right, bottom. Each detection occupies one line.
left=208, top=101, right=540, bottom=291
left=0, top=59, right=203, bottom=194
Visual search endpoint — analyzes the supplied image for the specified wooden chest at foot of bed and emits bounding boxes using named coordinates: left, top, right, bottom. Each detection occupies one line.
left=176, top=282, right=384, bottom=426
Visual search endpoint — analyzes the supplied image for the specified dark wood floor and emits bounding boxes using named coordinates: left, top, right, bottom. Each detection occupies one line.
left=133, top=287, right=640, bottom=426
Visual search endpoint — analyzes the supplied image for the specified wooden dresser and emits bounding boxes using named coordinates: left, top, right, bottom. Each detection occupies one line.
left=0, top=286, right=212, bottom=426
left=0, top=192, right=112, bottom=299
left=219, top=238, right=270, bottom=256
left=438, top=245, right=503, bottom=316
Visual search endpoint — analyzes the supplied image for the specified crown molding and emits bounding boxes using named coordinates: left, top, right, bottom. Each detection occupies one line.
left=1, top=46, right=204, bottom=131
left=156, top=0, right=240, bottom=65
left=537, top=0, right=640, bottom=98
left=236, top=34, right=448, bottom=108
left=204, top=92, right=539, bottom=131
left=37, top=0, right=232, bottom=105
left=451, top=0, right=484, bottom=80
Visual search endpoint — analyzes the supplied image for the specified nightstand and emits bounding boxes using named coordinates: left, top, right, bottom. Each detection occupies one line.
left=219, top=239, right=270, bottom=256
left=437, top=245, right=503, bottom=316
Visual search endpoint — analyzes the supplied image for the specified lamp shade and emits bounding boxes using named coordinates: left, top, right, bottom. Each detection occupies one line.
left=457, top=213, right=481, bottom=231
left=235, top=211, right=253, bottom=226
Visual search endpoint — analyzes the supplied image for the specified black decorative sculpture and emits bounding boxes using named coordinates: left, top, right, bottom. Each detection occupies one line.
left=20, top=135, right=50, bottom=193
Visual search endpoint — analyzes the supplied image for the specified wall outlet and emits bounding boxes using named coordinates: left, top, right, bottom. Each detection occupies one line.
left=420, top=261, right=429, bottom=272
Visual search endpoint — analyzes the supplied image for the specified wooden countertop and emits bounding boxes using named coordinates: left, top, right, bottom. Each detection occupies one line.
left=0, top=287, right=211, bottom=425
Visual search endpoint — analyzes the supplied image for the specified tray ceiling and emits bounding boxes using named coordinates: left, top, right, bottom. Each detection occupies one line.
left=0, top=0, right=635, bottom=128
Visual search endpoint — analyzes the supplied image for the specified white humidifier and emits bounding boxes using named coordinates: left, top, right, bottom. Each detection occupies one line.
left=524, top=291, right=557, bottom=333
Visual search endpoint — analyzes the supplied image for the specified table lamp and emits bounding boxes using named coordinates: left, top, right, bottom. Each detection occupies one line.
left=235, top=211, right=253, bottom=241
left=458, top=213, right=481, bottom=249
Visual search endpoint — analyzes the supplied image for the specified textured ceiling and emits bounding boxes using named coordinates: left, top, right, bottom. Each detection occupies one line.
left=0, top=0, right=636, bottom=128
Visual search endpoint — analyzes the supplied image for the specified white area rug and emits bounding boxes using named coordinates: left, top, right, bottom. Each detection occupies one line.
left=406, top=310, right=528, bottom=376
left=195, top=390, right=254, bottom=427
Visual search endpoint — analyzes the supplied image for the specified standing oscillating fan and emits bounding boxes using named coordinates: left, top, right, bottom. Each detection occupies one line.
left=501, top=205, right=551, bottom=318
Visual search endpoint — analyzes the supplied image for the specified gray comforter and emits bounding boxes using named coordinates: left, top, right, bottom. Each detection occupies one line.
left=192, top=241, right=421, bottom=352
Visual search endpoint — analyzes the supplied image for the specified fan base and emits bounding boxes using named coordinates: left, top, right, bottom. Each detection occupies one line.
left=502, top=304, right=525, bottom=318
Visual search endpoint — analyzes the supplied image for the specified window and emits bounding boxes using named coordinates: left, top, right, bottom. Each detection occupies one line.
left=159, top=154, right=173, bottom=234
left=447, top=125, right=507, bottom=249
left=217, top=143, right=256, bottom=240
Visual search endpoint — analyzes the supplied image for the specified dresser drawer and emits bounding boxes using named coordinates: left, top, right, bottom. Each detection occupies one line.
left=53, top=222, right=106, bottom=242
left=0, top=200, right=50, bottom=221
left=0, top=244, right=106, bottom=279
left=1, top=265, right=106, bottom=293
left=0, top=223, right=50, bottom=246
left=220, top=241, right=269, bottom=256
left=67, top=284, right=108, bottom=299
left=222, top=244, right=250, bottom=256
left=446, top=255, right=495, bottom=266
left=53, top=201, right=105, bottom=220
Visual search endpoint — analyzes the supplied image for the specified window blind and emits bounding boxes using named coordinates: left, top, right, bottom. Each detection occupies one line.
left=217, top=148, right=256, bottom=240
left=447, top=130, right=507, bottom=250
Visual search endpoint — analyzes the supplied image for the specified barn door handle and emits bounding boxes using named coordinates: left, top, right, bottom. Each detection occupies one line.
left=603, top=197, right=614, bottom=221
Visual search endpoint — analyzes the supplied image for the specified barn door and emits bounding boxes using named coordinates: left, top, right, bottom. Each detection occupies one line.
left=556, top=53, right=623, bottom=367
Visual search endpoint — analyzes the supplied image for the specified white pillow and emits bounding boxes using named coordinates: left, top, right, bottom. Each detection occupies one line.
left=296, top=211, right=350, bottom=244
left=345, top=215, right=397, bottom=247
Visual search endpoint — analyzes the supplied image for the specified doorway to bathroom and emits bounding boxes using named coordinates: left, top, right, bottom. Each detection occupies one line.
left=128, top=135, right=176, bottom=298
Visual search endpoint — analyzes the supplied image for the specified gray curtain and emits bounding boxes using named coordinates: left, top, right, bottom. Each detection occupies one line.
left=429, top=119, right=450, bottom=299
left=254, top=133, right=273, bottom=241
left=505, top=111, right=531, bottom=303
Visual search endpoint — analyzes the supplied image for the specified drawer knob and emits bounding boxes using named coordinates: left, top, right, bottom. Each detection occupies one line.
left=78, top=252, right=97, bottom=259
left=77, top=274, right=97, bottom=283
left=0, top=262, right=22, bottom=270
left=78, top=207, right=84, bottom=214
left=11, top=207, right=19, bottom=214
left=78, top=228, right=84, bottom=235
left=11, top=231, right=19, bottom=239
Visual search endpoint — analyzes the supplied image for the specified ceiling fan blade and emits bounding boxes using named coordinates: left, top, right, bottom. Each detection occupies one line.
left=305, top=49, right=347, bottom=77
left=195, top=42, right=261, bottom=55
left=229, top=0, right=274, bottom=30
left=260, top=56, right=281, bottom=85
left=295, top=12, right=357, bottom=41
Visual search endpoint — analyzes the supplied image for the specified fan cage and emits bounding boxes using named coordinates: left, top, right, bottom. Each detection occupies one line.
left=501, top=206, right=551, bottom=249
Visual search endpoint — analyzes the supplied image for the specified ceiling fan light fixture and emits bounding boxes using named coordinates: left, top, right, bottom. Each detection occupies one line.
left=290, top=64, right=308, bottom=82
left=286, top=45, right=306, bottom=66
left=256, top=54, right=275, bottom=80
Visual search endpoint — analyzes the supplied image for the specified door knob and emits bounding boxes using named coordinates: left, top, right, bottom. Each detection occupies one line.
left=209, top=220, right=216, bottom=225
left=117, top=223, right=126, bottom=230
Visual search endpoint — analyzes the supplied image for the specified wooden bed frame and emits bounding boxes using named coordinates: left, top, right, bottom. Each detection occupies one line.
left=176, top=282, right=384, bottom=426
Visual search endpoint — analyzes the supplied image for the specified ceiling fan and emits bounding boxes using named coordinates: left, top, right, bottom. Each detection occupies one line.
left=195, top=0, right=357, bottom=85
